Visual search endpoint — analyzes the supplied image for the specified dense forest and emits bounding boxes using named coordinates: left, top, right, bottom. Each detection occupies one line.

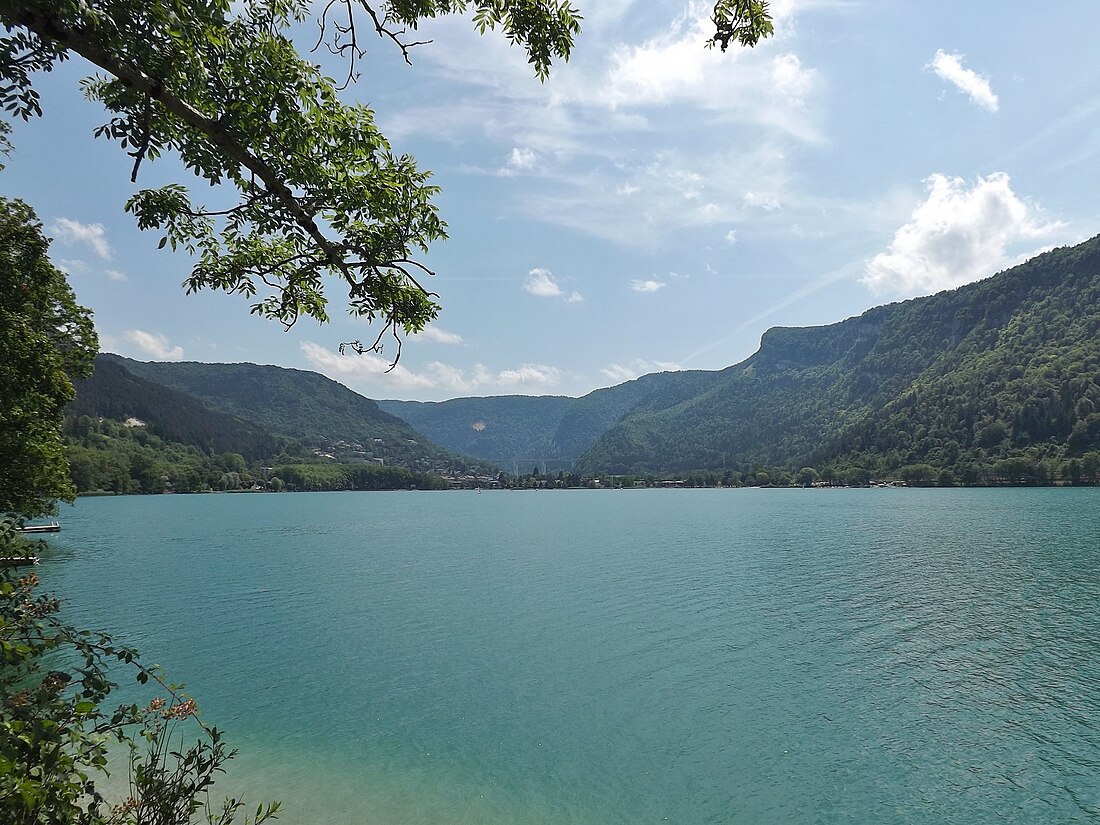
left=575, top=236, right=1100, bottom=482
left=109, top=355, right=491, bottom=472
left=63, top=357, right=496, bottom=495
left=66, top=236, right=1100, bottom=490
left=382, top=236, right=1100, bottom=484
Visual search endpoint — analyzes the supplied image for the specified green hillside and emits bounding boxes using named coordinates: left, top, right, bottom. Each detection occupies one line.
left=68, top=356, right=292, bottom=461
left=378, top=370, right=718, bottom=471
left=378, top=395, right=576, bottom=470
left=107, top=355, right=492, bottom=473
left=577, top=236, right=1100, bottom=482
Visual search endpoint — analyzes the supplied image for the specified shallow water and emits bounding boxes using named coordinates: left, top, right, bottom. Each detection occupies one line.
left=39, top=488, right=1100, bottom=823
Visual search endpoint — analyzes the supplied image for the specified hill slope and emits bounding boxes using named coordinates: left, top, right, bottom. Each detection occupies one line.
left=106, top=355, right=492, bottom=472
left=379, top=369, right=718, bottom=471
left=68, top=356, right=291, bottom=461
left=577, top=236, right=1100, bottom=479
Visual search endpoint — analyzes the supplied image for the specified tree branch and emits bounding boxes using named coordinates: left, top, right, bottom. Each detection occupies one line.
left=8, top=2, right=351, bottom=281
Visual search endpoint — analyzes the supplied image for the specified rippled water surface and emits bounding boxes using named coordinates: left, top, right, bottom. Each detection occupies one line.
left=40, top=488, right=1100, bottom=823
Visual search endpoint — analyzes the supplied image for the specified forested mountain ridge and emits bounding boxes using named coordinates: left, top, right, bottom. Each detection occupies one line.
left=64, top=356, right=498, bottom=494
left=379, top=369, right=718, bottom=470
left=77, top=233, right=1100, bottom=486
left=577, top=235, right=1100, bottom=480
left=68, top=357, right=292, bottom=461
left=378, top=395, right=576, bottom=469
left=105, top=355, right=492, bottom=472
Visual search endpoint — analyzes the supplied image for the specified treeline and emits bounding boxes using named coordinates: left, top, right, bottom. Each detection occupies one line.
left=63, top=417, right=449, bottom=495
left=63, top=416, right=288, bottom=494
left=270, top=463, right=449, bottom=491
left=507, top=454, right=1100, bottom=489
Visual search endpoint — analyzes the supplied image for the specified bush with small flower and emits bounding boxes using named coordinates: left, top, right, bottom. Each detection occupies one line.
left=1, top=515, right=279, bottom=824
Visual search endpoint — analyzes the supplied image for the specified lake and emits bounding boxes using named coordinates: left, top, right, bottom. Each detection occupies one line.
left=36, top=488, right=1100, bottom=823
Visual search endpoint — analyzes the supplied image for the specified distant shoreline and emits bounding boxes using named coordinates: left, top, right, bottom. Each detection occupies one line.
left=75, top=481, right=1100, bottom=499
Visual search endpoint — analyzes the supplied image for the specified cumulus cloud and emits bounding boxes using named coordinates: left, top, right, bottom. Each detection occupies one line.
left=413, top=326, right=463, bottom=345
left=629, top=279, right=666, bottom=293
left=125, top=329, right=183, bottom=361
left=507, top=147, right=538, bottom=170
left=49, top=218, right=113, bottom=259
left=724, top=229, right=738, bottom=245
left=862, top=173, right=1059, bottom=296
left=301, top=342, right=563, bottom=396
left=523, top=268, right=582, bottom=302
left=524, top=267, right=564, bottom=297
left=597, top=10, right=816, bottom=118
left=929, top=50, right=998, bottom=112
left=600, top=359, right=680, bottom=384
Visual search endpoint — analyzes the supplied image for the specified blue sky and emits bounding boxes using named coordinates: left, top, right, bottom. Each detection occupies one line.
left=6, top=0, right=1100, bottom=400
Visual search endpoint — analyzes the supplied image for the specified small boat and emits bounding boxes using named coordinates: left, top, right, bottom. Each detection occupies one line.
left=17, top=522, right=60, bottom=534
left=0, top=555, right=39, bottom=567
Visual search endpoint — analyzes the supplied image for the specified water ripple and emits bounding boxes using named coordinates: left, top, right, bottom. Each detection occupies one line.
left=37, top=488, right=1100, bottom=824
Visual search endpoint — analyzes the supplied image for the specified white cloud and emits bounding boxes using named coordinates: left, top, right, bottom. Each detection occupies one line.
left=105, top=269, right=128, bottom=282
left=524, top=267, right=564, bottom=297
left=724, top=229, right=738, bottom=245
left=49, top=218, right=112, bottom=259
left=929, top=50, right=999, bottom=112
left=378, top=4, right=823, bottom=246
left=125, top=329, right=183, bottom=361
left=413, top=326, right=463, bottom=345
left=507, top=147, right=538, bottom=170
left=57, top=259, right=88, bottom=275
left=565, top=291, right=584, bottom=303
left=513, top=144, right=793, bottom=246
left=600, top=359, right=681, bottom=384
left=629, top=279, right=667, bottom=293
left=744, top=191, right=782, bottom=210
left=496, top=364, right=563, bottom=386
left=300, top=342, right=564, bottom=396
left=595, top=10, right=817, bottom=121
left=862, top=172, right=1060, bottom=297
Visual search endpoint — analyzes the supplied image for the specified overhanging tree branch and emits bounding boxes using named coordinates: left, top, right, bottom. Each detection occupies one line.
left=0, top=0, right=770, bottom=360
left=6, top=3, right=350, bottom=277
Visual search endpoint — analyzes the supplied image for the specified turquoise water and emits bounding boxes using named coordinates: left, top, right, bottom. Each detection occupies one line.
left=37, top=488, right=1100, bottom=823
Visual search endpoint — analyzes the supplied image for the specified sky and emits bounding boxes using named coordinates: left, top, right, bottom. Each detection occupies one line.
left=6, top=0, right=1100, bottom=401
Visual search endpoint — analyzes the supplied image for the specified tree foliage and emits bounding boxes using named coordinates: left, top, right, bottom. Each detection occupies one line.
left=106, top=354, right=497, bottom=472
left=0, top=0, right=771, bottom=353
left=0, top=197, right=98, bottom=519
left=575, top=236, right=1100, bottom=483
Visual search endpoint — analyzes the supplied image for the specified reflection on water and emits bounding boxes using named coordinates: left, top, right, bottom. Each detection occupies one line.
left=43, top=488, right=1100, bottom=823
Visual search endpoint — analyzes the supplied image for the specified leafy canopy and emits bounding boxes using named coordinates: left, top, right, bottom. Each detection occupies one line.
left=0, top=196, right=98, bottom=518
left=0, top=0, right=771, bottom=354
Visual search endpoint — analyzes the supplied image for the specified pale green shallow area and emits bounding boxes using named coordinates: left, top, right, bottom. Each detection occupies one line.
left=38, top=488, right=1100, bottom=823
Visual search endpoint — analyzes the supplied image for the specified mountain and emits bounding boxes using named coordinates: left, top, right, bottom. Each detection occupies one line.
left=377, top=395, right=575, bottom=471
left=576, top=236, right=1100, bottom=481
left=80, top=233, right=1100, bottom=486
left=68, top=356, right=290, bottom=461
left=102, top=355, right=493, bottom=472
left=379, top=370, right=717, bottom=471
